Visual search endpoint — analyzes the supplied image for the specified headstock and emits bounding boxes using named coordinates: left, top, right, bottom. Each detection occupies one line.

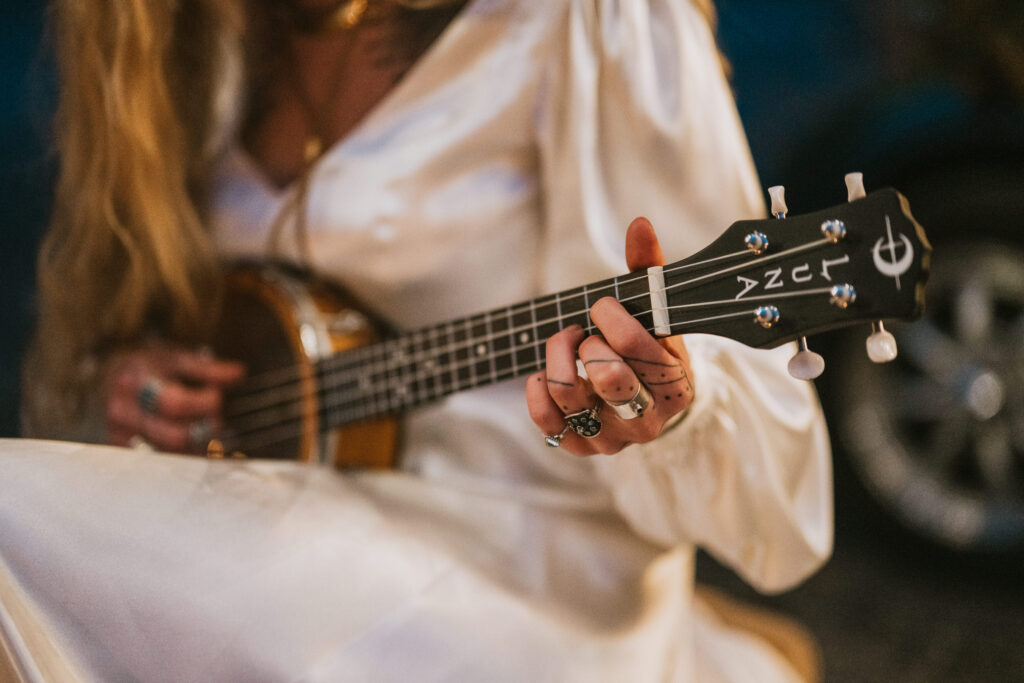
left=657, top=175, right=931, bottom=378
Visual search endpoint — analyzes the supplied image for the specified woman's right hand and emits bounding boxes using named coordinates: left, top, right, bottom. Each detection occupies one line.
left=104, top=344, right=245, bottom=454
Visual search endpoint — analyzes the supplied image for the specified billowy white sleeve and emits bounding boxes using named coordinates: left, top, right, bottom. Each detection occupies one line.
left=535, top=0, right=833, bottom=593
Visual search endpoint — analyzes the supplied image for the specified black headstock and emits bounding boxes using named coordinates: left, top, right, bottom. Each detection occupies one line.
left=658, top=188, right=930, bottom=348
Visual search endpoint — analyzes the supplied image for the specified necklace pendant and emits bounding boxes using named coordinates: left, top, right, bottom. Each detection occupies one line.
left=304, top=136, right=324, bottom=164
left=336, top=0, right=369, bottom=30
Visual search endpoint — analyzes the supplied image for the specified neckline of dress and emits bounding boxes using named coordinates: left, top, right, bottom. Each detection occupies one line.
left=236, top=0, right=478, bottom=197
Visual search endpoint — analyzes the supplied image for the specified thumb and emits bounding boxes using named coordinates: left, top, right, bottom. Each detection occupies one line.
left=625, top=216, right=689, bottom=362
left=625, top=217, right=665, bottom=271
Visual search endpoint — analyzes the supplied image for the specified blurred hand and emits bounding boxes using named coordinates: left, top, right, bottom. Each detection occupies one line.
left=526, top=217, right=695, bottom=455
left=105, top=344, right=245, bottom=454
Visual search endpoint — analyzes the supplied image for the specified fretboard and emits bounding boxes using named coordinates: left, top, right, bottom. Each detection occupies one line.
left=316, top=271, right=654, bottom=428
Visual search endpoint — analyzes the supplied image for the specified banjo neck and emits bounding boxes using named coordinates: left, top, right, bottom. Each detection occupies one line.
left=220, top=186, right=928, bottom=463
left=314, top=187, right=928, bottom=430
left=315, top=272, right=647, bottom=430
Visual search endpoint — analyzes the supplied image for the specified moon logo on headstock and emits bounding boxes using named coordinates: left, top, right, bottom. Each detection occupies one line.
left=872, top=215, right=914, bottom=290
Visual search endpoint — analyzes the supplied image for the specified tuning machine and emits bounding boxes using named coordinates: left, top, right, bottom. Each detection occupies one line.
left=788, top=337, right=825, bottom=380
left=844, top=173, right=899, bottom=363
left=867, top=321, right=898, bottom=363
left=768, top=184, right=826, bottom=380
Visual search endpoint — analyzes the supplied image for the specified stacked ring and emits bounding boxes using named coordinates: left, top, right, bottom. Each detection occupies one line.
left=545, top=402, right=603, bottom=448
left=607, top=384, right=652, bottom=420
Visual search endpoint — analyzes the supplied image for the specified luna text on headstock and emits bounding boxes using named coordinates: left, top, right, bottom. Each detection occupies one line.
left=638, top=173, right=931, bottom=379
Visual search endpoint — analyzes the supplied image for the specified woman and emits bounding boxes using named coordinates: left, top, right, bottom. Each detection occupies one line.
left=22, top=0, right=832, bottom=680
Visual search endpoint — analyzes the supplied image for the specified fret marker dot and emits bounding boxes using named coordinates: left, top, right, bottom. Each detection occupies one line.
left=519, top=332, right=530, bottom=344
left=476, top=344, right=487, bottom=356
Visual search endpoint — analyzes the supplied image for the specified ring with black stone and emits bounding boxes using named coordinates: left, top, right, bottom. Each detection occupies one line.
left=544, top=401, right=603, bottom=447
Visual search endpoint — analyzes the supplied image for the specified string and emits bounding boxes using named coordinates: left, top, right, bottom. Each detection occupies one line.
left=223, top=243, right=763, bottom=404
left=222, top=238, right=843, bottom=452
left=662, top=238, right=831, bottom=295
left=223, top=286, right=831, bottom=453
left=223, top=291, right=800, bottom=454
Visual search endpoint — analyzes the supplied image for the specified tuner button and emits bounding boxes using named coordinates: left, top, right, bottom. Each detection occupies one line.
left=745, top=231, right=769, bottom=255
left=866, top=321, right=898, bottom=363
left=768, top=185, right=788, bottom=218
left=829, top=283, right=856, bottom=309
left=788, top=337, right=825, bottom=380
left=820, top=219, right=847, bottom=243
left=754, top=305, right=780, bottom=328
left=845, top=172, right=866, bottom=201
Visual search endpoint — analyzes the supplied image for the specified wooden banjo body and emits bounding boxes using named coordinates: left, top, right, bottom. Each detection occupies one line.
left=214, top=265, right=399, bottom=468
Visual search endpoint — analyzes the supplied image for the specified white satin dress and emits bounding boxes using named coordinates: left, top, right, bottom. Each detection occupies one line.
left=0, top=1, right=832, bottom=681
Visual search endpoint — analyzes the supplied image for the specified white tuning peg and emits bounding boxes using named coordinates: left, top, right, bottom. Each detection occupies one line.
left=788, top=337, right=825, bottom=380
left=845, top=172, right=866, bottom=201
left=866, top=321, right=898, bottom=363
left=768, top=185, right=788, bottom=218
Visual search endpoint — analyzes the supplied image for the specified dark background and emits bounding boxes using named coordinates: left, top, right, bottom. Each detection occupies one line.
left=2, top=1, right=1022, bottom=680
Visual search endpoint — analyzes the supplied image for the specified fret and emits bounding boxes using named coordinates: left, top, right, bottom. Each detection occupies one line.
left=392, top=339, right=412, bottom=410
left=431, top=324, right=448, bottom=400
left=354, top=355, right=372, bottom=419
left=423, top=326, right=439, bottom=402
left=554, top=291, right=563, bottom=332
left=559, top=287, right=590, bottom=330
left=487, top=311, right=502, bottom=384
left=383, top=343, right=399, bottom=413
left=470, top=313, right=491, bottom=388
left=374, top=343, right=393, bottom=416
left=490, top=309, right=513, bottom=381
left=512, top=304, right=539, bottom=373
left=505, top=307, right=518, bottom=377
left=528, top=299, right=543, bottom=370
left=355, top=348, right=376, bottom=419
left=614, top=274, right=656, bottom=336
left=457, top=317, right=474, bottom=391
left=411, top=329, right=429, bottom=405
left=440, top=321, right=456, bottom=393
left=532, top=293, right=562, bottom=352
left=582, top=286, right=592, bottom=334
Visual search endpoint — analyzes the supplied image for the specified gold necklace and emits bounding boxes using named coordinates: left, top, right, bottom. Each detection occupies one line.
left=266, top=4, right=374, bottom=261
left=289, top=0, right=375, bottom=34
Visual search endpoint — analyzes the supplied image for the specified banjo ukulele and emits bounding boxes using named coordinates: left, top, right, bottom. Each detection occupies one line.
left=210, top=179, right=930, bottom=468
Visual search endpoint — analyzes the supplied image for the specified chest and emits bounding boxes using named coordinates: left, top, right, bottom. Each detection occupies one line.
left=244, top=5, right=462, bottom=188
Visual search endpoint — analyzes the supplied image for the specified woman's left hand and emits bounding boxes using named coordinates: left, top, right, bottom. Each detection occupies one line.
left=526, top=217, right=695, bottom=455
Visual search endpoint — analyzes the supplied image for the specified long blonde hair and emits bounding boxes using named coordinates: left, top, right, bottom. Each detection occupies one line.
left=24, top=0, right=244, bottom=435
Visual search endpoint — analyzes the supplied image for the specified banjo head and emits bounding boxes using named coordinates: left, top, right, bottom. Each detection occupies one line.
left=212, top=263, right=382, bottom=462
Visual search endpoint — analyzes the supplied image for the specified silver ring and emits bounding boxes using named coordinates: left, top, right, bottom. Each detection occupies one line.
left=544, top=401, right=604, bottom=447
left=188, top=418, right=215, bottom=449
left=128, top=435, right=153, bottom=452
left=137, top=377, right=164, bottom=414
left=607, top=384, right=652, bottom=420
left=544, top=424, right=570, bottom=448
